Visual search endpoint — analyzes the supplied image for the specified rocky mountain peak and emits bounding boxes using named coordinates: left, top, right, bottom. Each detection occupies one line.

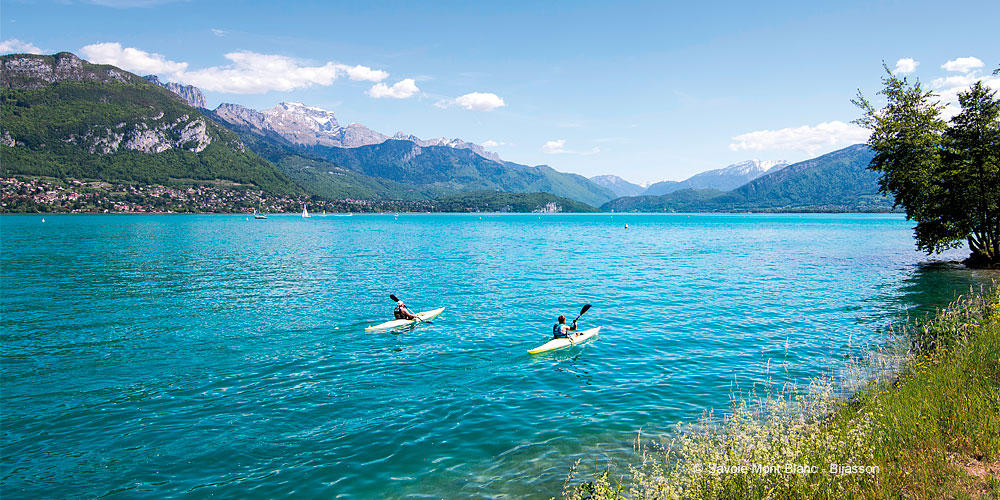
left=266, top=102, right=341, bottom=131
left=207, top=100, right=500, bottom=160
left=1, top=51, right=140, bottom=89
left=212, top=103, right=269, bottom=132
left=144, top=75, right=207, bottom=109
left=390, top=132, right=501, bottom=162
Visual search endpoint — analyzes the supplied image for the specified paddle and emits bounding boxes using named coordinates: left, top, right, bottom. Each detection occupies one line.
left=565, top=304, right=591, bottom=343
left=389, top=294, right=422, bottom=322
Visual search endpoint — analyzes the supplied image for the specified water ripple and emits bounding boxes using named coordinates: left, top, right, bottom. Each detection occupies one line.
left=1, top=213, right=991, bottom=499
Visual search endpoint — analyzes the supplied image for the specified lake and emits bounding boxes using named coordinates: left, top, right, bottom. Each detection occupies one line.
left=1, top=213, right=992, bottom=498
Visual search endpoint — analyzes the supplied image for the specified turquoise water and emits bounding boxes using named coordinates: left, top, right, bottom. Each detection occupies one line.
left=1, top=213, right=992, bottom=499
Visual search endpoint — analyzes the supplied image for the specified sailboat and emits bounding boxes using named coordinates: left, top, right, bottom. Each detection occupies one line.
left=302, top=205, right=311, bottom=218
left=254, top=202, right=267, bottom=219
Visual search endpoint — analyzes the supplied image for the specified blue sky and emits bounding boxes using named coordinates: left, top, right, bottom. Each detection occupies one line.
left=2, top=0, right=998, bottom=183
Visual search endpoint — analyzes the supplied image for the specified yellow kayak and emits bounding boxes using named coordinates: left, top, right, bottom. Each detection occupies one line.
left=527, top=326, right=601, bottom=354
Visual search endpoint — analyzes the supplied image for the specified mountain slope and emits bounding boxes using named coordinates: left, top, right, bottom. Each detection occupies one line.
left=211, top=101, right=501, bottom=160
left=299, top=139, right=616, bottom=206
left=1, top=52, right=300, bottom=194
left=589, top=174, right=645, bottom=197
left=602, top=145, right=889, bottom=212
left=643, top=159, right=788, bottom=195
left=229, top=130, right=432, bottom=200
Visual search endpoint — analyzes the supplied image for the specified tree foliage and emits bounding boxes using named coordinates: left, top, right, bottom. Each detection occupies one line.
left=854, top=67, right=1000, bottom=267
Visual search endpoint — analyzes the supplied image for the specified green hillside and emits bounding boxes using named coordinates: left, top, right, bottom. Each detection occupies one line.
left=603, top=145, right=893, bottom=212
left=299, top=140, right=616, bottom=206
left=230, top=131, right=436, bottom=200
left=434, top=191, right=600, bottom=212
left=0, top=53, right=300, bottom=194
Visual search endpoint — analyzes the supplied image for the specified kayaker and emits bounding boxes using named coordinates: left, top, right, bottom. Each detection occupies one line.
left=394, top=299, right=418, bottom=320
left=552, top=315, right=577, bottom=339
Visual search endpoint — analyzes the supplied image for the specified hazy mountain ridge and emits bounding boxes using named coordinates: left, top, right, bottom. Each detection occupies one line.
left=589, top=174, right=645, bottom=197
left=294, top=139, right=616, bottom=206
left=643, top=159, right=789, bottom=195
left=602, top=145, right=889, bottom=212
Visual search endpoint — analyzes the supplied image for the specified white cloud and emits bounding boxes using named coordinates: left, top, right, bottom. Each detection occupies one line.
left=942, top=57, right=983, bottom=73
left=366, top=78, right=419, bottom=99
left=728, top=121, right=870, bottom=156
left=542, top=139, right=567, bottom=153
left=893, top=58, right=919, bottom=75
left=438, top=92, right=506, bottom=111
left=211, top=29, right=227, bottom=37
left=0, top=39, right=44, bottom=54
left=343, top=65, right=389, bottom=82
left=931, top=73, right=982, bottom=90
left=541, top=139, right=599, bottom=155
left=80, top=42, right=188, bottom=75
left=482, top=140, right=505, bottom=147
left=931, top=70, right=1000, bottom=119
left=79, top=43, right=389, bottom=94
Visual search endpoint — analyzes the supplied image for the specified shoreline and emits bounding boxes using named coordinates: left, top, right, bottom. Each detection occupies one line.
left=565, top=288, right=1000, bottom=499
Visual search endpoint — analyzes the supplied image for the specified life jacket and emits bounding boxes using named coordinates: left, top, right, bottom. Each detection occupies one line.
left=553, top=323, right=568, bottom=338
left=394, top=304, right=407, bottom=319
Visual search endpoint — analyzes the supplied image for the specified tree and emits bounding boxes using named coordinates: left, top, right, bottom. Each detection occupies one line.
left=942, top=82, right=1000, bottom=266
left=854, top=67, right=1000, bottom=268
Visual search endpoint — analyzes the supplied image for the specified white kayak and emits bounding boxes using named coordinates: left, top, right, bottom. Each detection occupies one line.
left=527, top=326, right=601, bottom=354
left=364, top=307, right=445, bottom=331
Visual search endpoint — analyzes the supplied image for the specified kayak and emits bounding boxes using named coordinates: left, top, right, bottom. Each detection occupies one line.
left=364, top=307, right=445, bottom=331
left=527, top=326, right=601, bottom=354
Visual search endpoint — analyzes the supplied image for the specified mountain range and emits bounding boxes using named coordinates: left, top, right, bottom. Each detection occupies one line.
left=146, top=73, right=505, bottom=163
left=0, top=51, right=616, bottom=209
left=602, top=145, right=890, bottom=212
left=204, top=101, right=616, bottom=206
left=590, top=159, right=789, bottom=198
left=2, top=51, right=891, bottom=214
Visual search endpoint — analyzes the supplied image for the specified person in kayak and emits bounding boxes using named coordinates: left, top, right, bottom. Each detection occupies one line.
left=552, top=315, right=577, bottom=338
left=394, top=299, right=418, bottom=320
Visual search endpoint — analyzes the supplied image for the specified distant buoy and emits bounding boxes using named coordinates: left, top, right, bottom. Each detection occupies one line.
left=625, top=223, right=629, bottom=229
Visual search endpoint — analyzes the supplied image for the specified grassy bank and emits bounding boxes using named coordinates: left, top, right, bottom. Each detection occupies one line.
left=566, top=290, right=1000, bottom=499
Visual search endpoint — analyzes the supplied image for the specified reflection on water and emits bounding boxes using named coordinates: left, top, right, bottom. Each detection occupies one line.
left=895, top=261, right=997, bottom=317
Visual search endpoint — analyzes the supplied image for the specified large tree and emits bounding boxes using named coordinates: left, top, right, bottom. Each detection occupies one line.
left=854, top=68, right=1000, bottom=268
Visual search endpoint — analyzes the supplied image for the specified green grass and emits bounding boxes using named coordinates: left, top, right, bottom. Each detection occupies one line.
left=565, top=290, right=1000, bottom=499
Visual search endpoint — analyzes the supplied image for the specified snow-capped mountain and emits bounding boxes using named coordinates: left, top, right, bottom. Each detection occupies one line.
left=642, top=159, right=788, bottom=196
left=639, top=178, right=673, bottom=189
left=209, top=100, right=500, bottom=161
left=391, top=133, right=501, bottom=162
left=723, top=159, right=788, bottom=176
left=589, top=175, right=645, bottom=197
left=258, top=102, right=388, bottom=147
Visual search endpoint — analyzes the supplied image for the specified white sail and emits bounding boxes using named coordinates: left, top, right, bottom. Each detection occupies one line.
left=302, top=205, right=311, bottom=218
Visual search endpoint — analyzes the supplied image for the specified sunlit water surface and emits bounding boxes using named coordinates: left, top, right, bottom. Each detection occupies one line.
left=1, top=213, right=994, bottom=498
